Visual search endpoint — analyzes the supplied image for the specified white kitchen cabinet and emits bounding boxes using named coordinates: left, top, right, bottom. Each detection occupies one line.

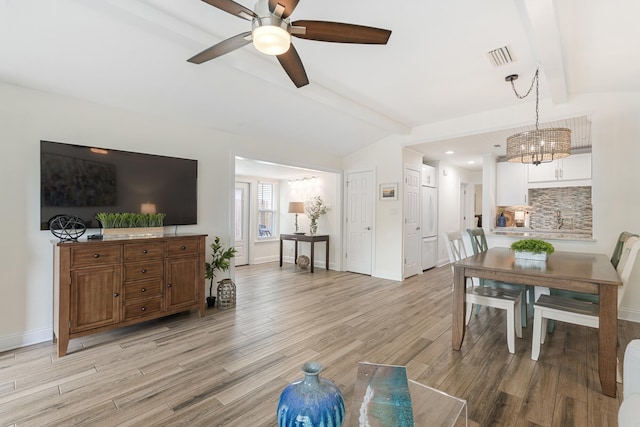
left=496, top=162, right=527, bottom=206
left=528, top=152, right=592, bottom=185
left=421, top=164, right=436, bottom=187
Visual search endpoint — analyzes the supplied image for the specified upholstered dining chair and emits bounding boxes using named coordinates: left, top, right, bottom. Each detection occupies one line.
left=466, top=228, right=534, bottom=328
left=444, top=231, right=523, bottom=353
left=531, top=236, right=640, bottom=361
left=546, top=231, right=639, bottom=333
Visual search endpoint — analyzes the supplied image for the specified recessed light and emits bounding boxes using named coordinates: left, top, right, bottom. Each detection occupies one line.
left=467, top=160, right=475, bottom=164
left=445, top=150, right=455, bottom=155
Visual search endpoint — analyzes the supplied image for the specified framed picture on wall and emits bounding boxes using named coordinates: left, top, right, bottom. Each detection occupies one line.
left=379, top=183, right=398, bottom=201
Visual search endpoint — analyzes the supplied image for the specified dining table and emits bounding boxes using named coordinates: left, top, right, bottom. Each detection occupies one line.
left=452, top=247, right=622, bottom=397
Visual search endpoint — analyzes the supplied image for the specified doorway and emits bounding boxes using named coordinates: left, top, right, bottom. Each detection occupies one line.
left=404, top=167, right=421, bottom=278
left=346, top=170, right=373, bottom=275
left=234, top=182, right=250, bottom=266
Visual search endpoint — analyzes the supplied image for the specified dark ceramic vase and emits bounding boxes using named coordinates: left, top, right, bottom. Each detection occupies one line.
left=277, top=361, right=345, bottom=427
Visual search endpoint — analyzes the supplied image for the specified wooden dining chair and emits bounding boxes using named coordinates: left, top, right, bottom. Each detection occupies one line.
left=444, top=231, right=523, bottom=353
left=546, top=231, right=639, bottom=333
left=466, top=228, right=534, bottom=327
left=531, top=236, right=640, bottom=361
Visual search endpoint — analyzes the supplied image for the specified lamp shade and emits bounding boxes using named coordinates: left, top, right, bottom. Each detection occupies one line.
left=506, top=128, right=571, bottom=166
left=140, top=203, right=157, bottom=214
left=288, top=202, right=304, bottom=214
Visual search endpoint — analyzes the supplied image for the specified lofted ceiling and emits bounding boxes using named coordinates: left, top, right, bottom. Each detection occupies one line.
left=0, top=0, right=638, bottom=170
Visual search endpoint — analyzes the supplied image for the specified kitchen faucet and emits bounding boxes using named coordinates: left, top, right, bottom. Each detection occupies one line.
left=556, top=210, right=564, bottom=229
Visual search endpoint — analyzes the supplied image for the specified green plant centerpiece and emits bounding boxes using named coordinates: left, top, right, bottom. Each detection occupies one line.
left=95, top=212, right=166, bottom=238
left=205, top=236, right=237, bottom=308
left=511, top=239, right=555, bottom=261
left=96, top=212, right=166, bottom=228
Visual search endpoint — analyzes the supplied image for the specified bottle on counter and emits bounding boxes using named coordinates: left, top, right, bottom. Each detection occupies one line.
left=497, top=212, right=506, bottom=227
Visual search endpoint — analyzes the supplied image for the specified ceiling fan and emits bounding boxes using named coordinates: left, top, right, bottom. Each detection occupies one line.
left=187, top=0, right=392, bottom=88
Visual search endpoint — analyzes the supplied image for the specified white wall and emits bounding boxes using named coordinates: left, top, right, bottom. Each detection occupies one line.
left=0, top=82, right=341, bottom=352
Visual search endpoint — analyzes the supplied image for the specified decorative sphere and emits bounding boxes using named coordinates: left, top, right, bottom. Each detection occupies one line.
left=49, top=215, right=86, bottom=241
left=297, top=255, right=310, bottom=269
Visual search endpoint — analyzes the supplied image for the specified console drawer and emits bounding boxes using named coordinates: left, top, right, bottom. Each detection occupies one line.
left=123, top=297, right=163, bottom=320
left=167, top=239, right=199, bottom=257
left=70, top=245, right=121, bottom=267
left=123, top=279, right=163, bottom=301
left=124, top=261, right=163, bottom=281
left=124, top=242, right=164, bottom=262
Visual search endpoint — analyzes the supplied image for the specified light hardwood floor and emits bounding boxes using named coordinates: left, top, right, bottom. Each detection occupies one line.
left=1, top=262, right=638, bottom=426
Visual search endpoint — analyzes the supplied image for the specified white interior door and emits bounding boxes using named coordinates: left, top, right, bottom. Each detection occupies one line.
left=404, top=168, right=421, bottom=278
left=346, top=170, right=373, bottom=275
left=234, top=182, right=249, bottom=266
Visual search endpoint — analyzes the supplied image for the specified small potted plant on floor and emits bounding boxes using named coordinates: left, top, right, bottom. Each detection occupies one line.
left=205, top=236, right=237, bottom=308
left=511, top=239, right=555, bottom=261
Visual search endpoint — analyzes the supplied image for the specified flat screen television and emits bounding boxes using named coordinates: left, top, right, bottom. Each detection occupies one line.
left=40, top=140, right=198, bottom=230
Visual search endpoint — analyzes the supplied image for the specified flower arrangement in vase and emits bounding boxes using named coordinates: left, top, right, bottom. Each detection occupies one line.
left=304, top=196, right=327, bottom=235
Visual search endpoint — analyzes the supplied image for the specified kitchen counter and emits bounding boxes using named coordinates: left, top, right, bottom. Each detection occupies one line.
left=490, top=227, right=594, bottom=241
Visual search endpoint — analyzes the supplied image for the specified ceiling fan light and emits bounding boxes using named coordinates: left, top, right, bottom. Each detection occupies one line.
left=253, top=25, right=291, bottom=55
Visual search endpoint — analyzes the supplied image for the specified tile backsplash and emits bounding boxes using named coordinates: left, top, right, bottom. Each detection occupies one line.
left=527, top=186, right=592, bottom=231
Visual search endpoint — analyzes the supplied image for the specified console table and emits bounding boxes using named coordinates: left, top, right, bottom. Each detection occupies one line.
left=279, top=234, right=329, bottom=273
left=53, top=234, right=206, bottom=356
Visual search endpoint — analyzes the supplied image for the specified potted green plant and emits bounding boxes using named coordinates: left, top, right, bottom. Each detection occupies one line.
left=510, top=239, right=555, bottom=261
left=205, top=236, right=237, bottom=308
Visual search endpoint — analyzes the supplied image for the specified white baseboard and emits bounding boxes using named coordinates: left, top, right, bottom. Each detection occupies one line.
left=0, top=327, right=52, bottom=353
left=253, top=255, right=280, bottom=264
left=619, top=307, right=640, bottom=323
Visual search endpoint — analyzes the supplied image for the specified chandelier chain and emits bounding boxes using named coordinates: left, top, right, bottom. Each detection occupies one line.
left=509, top=67, right=540, bottom=130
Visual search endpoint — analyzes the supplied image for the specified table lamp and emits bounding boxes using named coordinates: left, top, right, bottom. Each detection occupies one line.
left=514, top=210, right=525, bottom=227
left=288, top=202, right=305, bottom=234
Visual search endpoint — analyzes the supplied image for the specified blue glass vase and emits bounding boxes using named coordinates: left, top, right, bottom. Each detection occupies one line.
left=277, top=361, right=345, bottom=427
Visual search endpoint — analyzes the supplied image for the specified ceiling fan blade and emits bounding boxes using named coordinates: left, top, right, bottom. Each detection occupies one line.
left=187, top=32, right=252, bottom=64
left=292, top=20, right=391, bottom=44
left=200, top=0, right=257, bottom=20
left=277, top=44, right=309, bottom=88
left=268, top=0, right=299, bottom=19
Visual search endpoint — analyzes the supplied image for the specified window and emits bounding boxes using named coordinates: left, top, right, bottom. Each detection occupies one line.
left=257, top=181, right=277, bottom=238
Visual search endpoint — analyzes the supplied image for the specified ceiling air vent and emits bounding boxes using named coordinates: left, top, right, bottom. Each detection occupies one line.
left=487, top=46, right=514, bottom=67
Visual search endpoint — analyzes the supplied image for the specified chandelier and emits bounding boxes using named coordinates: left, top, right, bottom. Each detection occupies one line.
left=505, top=68, right=571, bottom=166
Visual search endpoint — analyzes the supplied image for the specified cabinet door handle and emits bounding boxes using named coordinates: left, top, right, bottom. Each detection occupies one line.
left=141, top=306, right=146, bottom=312
left=141, top=287, right=146, bottom=292
left=93, top=253, right=100, bottom=259
left=143, top=249, right=148, bottom=254
left=113, top=292, right=119, bottom=297
left=181, top=245, right=186, bottom=250
left=167, top=283, right=172, bottom=288
left=141, top=269, right=147, bottom=273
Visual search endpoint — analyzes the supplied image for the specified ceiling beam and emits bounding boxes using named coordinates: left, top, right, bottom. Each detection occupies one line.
left=522, top=0, right=568, bottom=104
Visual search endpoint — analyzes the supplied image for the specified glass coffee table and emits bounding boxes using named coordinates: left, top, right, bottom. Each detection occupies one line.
left=346, top=362, right=467, bottom=427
